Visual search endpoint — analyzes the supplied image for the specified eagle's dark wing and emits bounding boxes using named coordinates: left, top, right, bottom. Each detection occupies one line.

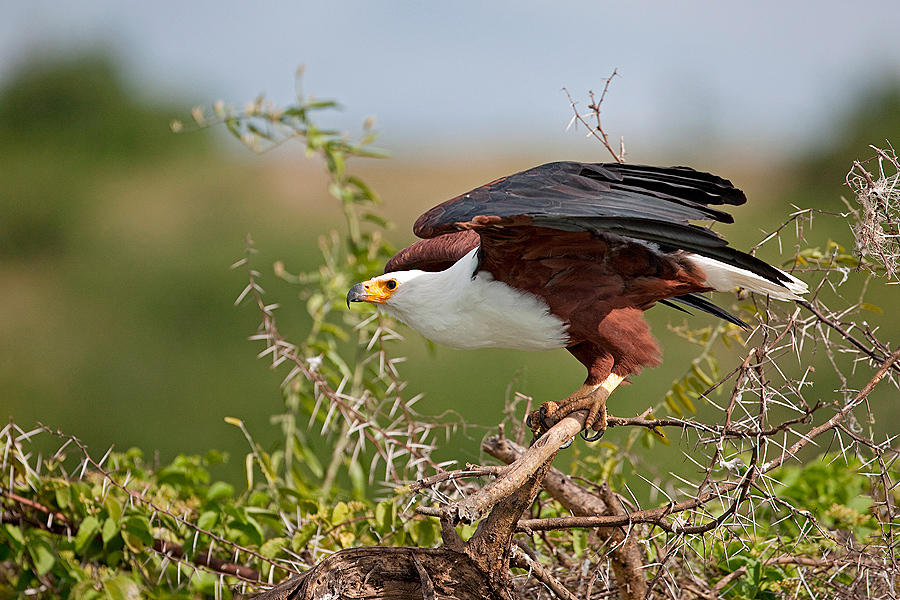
left=408, top=162, right=791, bottom=287
left=414, top=162, right=744, bottom=238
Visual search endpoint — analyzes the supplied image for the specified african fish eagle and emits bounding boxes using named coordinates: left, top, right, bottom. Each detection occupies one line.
left=347, top=162, right=806, bottom=438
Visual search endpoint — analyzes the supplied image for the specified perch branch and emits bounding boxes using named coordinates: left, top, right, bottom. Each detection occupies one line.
left=483, top=436, right=649, bottom=600
left=443, top=411, right=586, bottom=523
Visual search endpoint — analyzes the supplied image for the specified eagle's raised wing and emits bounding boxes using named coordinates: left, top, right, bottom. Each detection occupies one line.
left=400, top=161, right=793, bottom=289
left=413, top=162, right=744, bottom=238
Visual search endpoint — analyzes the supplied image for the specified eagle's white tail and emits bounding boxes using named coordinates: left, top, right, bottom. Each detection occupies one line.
left=689, top=255, right=807, bottom=301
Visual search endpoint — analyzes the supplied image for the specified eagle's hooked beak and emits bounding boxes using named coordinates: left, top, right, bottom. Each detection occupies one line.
left=347, top=277, right=398, bottom=308
left=346, top=282, right=367, bottom=309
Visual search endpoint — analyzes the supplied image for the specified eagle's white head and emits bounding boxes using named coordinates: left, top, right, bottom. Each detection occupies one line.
left=346, top=269, right=432, bottom=319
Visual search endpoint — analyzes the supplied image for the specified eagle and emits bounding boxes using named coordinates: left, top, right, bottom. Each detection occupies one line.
left=347, top=162, right=806, bottom=438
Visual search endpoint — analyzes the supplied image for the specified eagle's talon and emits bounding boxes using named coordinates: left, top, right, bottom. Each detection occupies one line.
left=537, top=405, right=555, bottom=431
left=581, top=428, right=604, bottom=442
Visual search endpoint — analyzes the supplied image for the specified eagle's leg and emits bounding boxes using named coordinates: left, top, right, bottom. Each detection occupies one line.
left=528, top=373, right=625, bottom=438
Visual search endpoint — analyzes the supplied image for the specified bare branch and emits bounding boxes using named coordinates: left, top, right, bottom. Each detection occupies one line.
left=563, top=69, right=626, bottom=163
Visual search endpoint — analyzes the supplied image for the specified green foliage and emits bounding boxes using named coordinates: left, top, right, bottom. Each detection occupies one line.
left=665, top=454, right=881, bottom=600
left=0, top=51, right=301, bottom=480
left=191, top=79, right=454, bottom=505
left=794, top=240, right=862, bottom=271
left=0, top=50, right=209, bottom=257
left=0, top=422, right=446, bottom=598
left=758, top=453, right=877, bottom=541
left=0, top=81, right=437, bottom=599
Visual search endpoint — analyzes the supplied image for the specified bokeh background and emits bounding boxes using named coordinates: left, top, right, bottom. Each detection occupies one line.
left=3, top=1, right=900, bottom=485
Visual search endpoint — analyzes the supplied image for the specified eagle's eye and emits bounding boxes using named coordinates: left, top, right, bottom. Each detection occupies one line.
left=385, top=279, right=397, bottom=290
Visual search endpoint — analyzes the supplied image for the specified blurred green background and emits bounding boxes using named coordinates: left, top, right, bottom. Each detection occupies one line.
left=2, top=45, right=898, bottom=488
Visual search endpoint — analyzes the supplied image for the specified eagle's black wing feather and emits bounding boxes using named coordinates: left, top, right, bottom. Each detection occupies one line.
left=411, top=161, right=793, bottom=287
left=662, top=294, right=751, bottom=329
left=413, top=162, right=744, bottom=238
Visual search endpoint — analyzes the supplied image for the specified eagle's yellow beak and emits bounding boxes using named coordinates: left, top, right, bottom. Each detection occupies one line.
left=346, top=279, right=397, bottom=308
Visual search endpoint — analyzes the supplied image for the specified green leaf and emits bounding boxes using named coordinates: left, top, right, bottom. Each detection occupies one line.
left=205, top=449, right=228, bottom=465
left=55, top=483, right=72, bottom=510
left=207, top=481, right=235, bottom=502
left=354, top=146, right=390, bottom=159
left=121, top=516, right=154, bottom=553
left=244, top=452, right=255, bottom=489
left=27, top=535, right=56, bottom=576
left=374, top=501, right=395, bottom=533
left=690, top=361, right=715, bottom=387
left=295, top=499, right=320, bottom=517
left=197, top=510, right=219, bottom=531
left=305, top=99, right=340, bottom=110
left=106, top=550, right=124, bottom=569
left=664, top=391, right=682, bottom=416
left=3, top=523, right=24, bottom=550
left=104, top=496, right=123, bottom=525
left=73, top=579, right=106, bottom=600
left=407, top=518, right=437, bottom=547
left=75, top=515, right=102, bottom=554
left=861, top=303, right=883, bottom=314
left=361, top=212, right=390, bottom=228
left=102, top=575, right=140, bottom=600
left=292, top=522, right=318, bottom=552
left=337, top=530, right=356, bottom=548
left=226, top=515, right=265, bottom=546
left=347, top=176, right=381, bottom=203
left=281, top=106, right=308, bottom=118
left=102, top=517, right=119, bottom=545
left=260, top=537, right=288, bottom=559
left=331, top=501, right=352, bottom=525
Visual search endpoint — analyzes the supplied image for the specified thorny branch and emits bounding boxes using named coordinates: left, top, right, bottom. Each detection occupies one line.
left=233, top=241, right=448, bottom=485
left=0, top=424, right=269, bottom=585
left=564, top=69, right=625, bottom=163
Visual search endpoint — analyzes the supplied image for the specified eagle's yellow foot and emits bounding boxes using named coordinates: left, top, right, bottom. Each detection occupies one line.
left=526, top=374, right=625, bottom=440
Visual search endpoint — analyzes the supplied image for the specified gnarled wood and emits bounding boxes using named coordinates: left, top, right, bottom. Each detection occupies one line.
left=250, top=547, right=512, bottom=600
left=483, top=436, right=648, bottom=600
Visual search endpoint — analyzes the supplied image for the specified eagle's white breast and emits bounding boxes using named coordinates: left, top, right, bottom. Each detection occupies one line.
left=378, top=248, right=569, bottom=351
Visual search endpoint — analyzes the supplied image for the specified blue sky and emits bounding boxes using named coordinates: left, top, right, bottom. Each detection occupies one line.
left=3, top=1, right=900, bottom=158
